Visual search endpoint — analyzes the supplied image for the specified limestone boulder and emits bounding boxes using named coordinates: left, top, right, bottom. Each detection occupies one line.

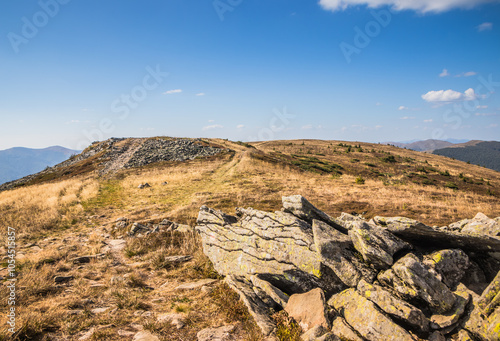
left=372, top=216, right=500, bottom=253
left=196, top=205, right=344, bottom=295
left=357, top=279, right=429, bottom=333
left=424, top=249, right=470, bottom=289
left=378, top=253, right=456, bottom=314
left=330, top=316, right=364, bottom=341
left=225, top=275, right=276, bottom=337
left=456, top=213, right=500, bottom=237
left=327, top=288, right=417, bottom=341
left=313, top=219, right=375, bottom=287
left=282, top=195, right=346, bottom=233
left=349, top=221, right=410, bottom=269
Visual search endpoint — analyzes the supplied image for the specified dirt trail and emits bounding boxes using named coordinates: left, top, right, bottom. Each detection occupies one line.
left=100, top=139, right=145, bottom=175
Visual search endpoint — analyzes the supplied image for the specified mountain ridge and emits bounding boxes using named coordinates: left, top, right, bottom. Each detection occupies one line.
left=0, top=145, right=80, bottom=185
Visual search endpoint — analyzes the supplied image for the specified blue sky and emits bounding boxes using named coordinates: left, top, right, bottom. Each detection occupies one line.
left=0, top=0, right=499, bottom=150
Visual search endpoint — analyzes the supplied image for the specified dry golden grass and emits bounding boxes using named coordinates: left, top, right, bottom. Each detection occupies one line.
left=0, top=138, right=499, bottom=340
left=0, top=177, right=98, bottom=241
left=82, top=139, right=499, bottom=226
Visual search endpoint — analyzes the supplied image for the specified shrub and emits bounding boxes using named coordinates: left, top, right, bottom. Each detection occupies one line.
left=445, top=182, right=459, bottom=190
left=273, top=311, right=302, bottom=341
left=381, top=155, right=396, bottom=163
left=355, top=176, right=365, bottom=185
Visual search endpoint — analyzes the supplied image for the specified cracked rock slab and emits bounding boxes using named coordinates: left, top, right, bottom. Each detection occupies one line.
left=196, top=205, right=344, bottom=294
left=378, top=253, right=456, bottom=314
left=349, top=221, right=410, bottom=269
left=328, top=288, right=417, bottom=341
left=372, top=216, right=500, bottom=253
left=225, top=275, right=276, bottom=337
left=282, top=195, right=346, bottom=233
left=357, top=279, right=429, bottom=333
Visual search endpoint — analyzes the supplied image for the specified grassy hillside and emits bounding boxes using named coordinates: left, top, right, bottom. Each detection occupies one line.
left=0, top=137, right=499, bottom=340
left=433, top=141, right=500, bottom=172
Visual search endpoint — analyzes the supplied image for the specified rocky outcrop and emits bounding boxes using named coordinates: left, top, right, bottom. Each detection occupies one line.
left=195, top=195, right=500, bottom=340
left=0, top=137, right=226, bottom=191
left=372, top=216, right=500, bottom=253
left=349, top=222, right=410, bottom=269
left=447, top=212, right=500, bottom=237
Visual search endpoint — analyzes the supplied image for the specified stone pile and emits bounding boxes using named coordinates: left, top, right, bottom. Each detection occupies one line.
left=195, top=195, right=500, bottom=341
left=124, top=138, right=223, bottom=169
left=126, top=219, right=193, bottom=237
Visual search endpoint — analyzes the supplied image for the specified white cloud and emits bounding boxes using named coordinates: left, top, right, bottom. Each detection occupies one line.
left=488, top=123, right=498, bottom=128
left=318, top=0, right=499, bottom=13
left=477, top=105, right=488, bottom=109
left=398, top=106, right=409, bottom=110
left=301, top=124, right=313, bottom=130
left=421, top=88, right=477, bottom=102
left=475, top=112, right=497, bottom=116
left=423, top=119, right=433, bottom=123
left=439, top=69, right=450, bottom=77
left=400, top=116, right=415, bottom=120
left=202, top=124, right=223, bottom=131
left=463, top=71, right=477, bottom=77
left=208, top=119, right=215, bottom=123
left=163, top=89, right=182, bottom=95
left=196, top=93, right=205, bottom=96
left=236, top=124, right=245, bottom=129
left=375, top=102, right=383, bottom=106
left=477, top=22, right=493, bottom=31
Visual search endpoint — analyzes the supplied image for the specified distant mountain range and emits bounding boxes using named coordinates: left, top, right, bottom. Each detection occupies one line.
left=0, top=146, right=80, bottom=185
left=433, top=141, right=500, bottom=172
left=385, top=139, right=500, bottom=172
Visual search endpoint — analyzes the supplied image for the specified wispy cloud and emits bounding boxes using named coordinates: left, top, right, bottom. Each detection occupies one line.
left=319, top=0, right=499, bottom=13
left=202, top=124, right=223, bottom=131
left=196, top=92, right=205, bottom=96
left=422, top=88, right=477, bottom=102
left=440, top=69, right=477, bottom=77
left=475, top=112, right=498, bottom=116
left=398, top=106, right=409, bottom=110
left=400, top=116, right=415, bottom=120
left=66, top=119, right=91, bottom=124
left=163, top=89, right=182, bottom=95
left=476, top=105, right=488, bottom=109
left=477, top=22, right=493, bottom=32
left=463, top=71, right=477, bottom=77
left=236, top=124, right=245, bottom=129
left=439, top=69, right=450, bottom=77
left=423, top=119, right=433, bottom=123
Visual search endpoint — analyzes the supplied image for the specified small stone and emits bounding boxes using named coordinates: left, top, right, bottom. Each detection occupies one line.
left=300, top=325, right=327, bottom=341
left=175, top=279, right=218, bottom=290
left=157, top=313, right=185, bottom=329
left=201, top=285, right=213, bottom=294
left=91, top=307, right=110, bottom=314
left=78, top=327, right=95, bottom=340
left=196, top=325, right=235, bottom=341
left=138, top=183, right=151, bottom=189
left=133, top=331, right=160, bottom=341
left=54, top=275, right=74, bottom=283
